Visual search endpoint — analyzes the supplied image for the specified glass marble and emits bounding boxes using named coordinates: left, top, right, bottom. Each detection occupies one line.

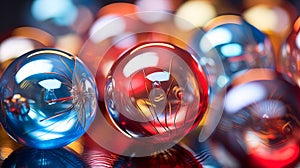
left=103, top=42, right=208, bottom=143
left=192, top=15, right=275, bottom=87
left=0, top=48, right=98, bottom=149
left=80, top=12, right=225, bottom=156
left=2, top=147, right=87, bottom=167
left=209, top=69, right=300, bottom=168
left=279, top=27, right=300, bottom=86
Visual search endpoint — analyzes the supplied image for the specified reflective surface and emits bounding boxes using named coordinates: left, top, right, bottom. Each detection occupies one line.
left=210, top=69, right=300, bottom=167
left=0, top=132, right=206, bottom=167
left=0, top=48, right=98, bottom=149
left=2, top=146, right=87, bottom=167
left=81, top=134, right=202, bottom=168
left=103, top=42, right=208, bottom=143
left=192, top=15, right=275, bottom=86
left=113, top=145, right=202, bottom=168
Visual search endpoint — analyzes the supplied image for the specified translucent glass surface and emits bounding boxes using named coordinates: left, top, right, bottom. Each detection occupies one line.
left=0, top=48, right=98, bottom=149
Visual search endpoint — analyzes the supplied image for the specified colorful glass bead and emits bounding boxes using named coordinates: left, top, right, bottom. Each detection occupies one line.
left=102, top=41, right=208, bottom=143
left=210, top=69, right=300, bottom=168
left=0, top=48, right=97, bottom=149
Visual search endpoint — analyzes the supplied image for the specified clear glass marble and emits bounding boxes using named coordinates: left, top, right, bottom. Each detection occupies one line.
left=0, top=48, right=98, bottom=149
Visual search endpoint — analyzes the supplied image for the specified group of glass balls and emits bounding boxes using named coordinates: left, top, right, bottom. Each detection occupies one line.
left=200, top=16, right=300, bottom=167
left=1, top=13, right=300, bottom=168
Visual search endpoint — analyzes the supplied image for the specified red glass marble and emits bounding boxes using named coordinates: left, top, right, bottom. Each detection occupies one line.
left=102, top=41, right=209, bottom=143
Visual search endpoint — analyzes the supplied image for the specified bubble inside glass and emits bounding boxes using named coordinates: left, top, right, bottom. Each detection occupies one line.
left=0, top=48, right=98, bottom=149
left=104, top=42, right=208, bottom=143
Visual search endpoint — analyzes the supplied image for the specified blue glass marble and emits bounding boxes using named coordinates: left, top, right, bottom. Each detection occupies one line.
left=0, top=48, right=98, bottom=149
left=191, top=15, right=275, bottom=88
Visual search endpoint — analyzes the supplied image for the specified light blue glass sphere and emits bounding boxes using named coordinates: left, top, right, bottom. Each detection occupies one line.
left=0, top=48, right=98, bottom=149
left=191, top=15, right=275, bottom=88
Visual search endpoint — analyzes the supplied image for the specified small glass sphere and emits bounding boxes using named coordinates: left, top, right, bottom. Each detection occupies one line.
left=192, top=15, right=275, bottom=86
left=210, top=69, right=300, bottom=167
left=0, top=48, right=98, bottom=149
left=279, top=27, right=300, bottom=86
left=103, top=42, right=208, bottom=143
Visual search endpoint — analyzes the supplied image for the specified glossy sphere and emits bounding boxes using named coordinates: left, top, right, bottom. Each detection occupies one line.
left=0, top=49, right=97, bottom=149
left=210, top=69, right=300, bottom=168
left=193, top=15, right=275, bottom=86
left=279, top=28, right=300, bottom=86
left=103, top=42, right=208, bottom=143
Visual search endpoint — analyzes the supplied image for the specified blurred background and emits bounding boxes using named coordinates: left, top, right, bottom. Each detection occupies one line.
left=0, top=0, right=299, bottom=57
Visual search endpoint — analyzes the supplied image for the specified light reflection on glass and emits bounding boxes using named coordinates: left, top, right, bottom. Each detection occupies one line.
left=220, top=43, right=243, bottom=57
left=15, top=59, right=53, bottom=84
left=200, top=27, right=232, bottom=53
